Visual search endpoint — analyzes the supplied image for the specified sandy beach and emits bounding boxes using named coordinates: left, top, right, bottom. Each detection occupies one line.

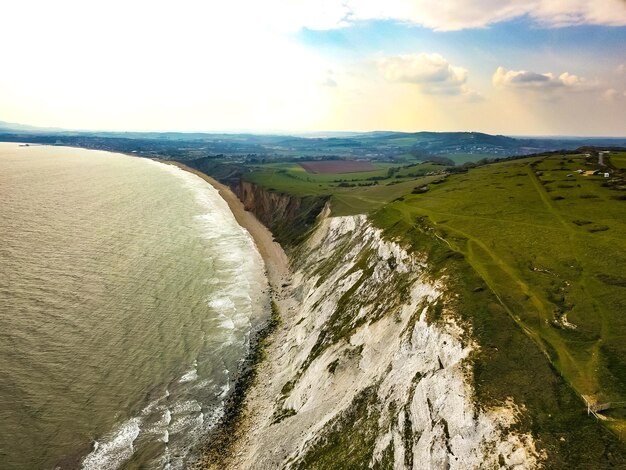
left=155, top=160, right=290, bottom=289
left=156, top=159, right=299, bottom=469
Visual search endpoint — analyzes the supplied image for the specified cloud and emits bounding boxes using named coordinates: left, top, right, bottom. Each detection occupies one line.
left=292, top=0, right=626, bottom=31
left=377, top=53, right=481, bottom=98
left=492, top=67, right=597, bottom=93
left=321, top=70, right=338, bottom=88
left=603, top=88, right=626, bottom=101
left=461, top=86, right=485, bottom=102
left=617, top=64, right=626, bottom=74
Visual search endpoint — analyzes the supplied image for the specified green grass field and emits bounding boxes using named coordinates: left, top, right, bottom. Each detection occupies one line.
left=246, top=162, right=396, bottom=194
left=609, top=151, right=626, bottom=170
left=444, top=152, right=499, bottom=165
left=245, top=162, right=446, bottom=215
left=372, top=153, right=626, bottom=438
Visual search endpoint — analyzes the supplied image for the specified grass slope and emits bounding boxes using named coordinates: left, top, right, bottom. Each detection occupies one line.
left=370, top=204, right=625, bottom=467
left=245, top=162, right=446, bottom=216
left=374, top=153, right=626, bottom=439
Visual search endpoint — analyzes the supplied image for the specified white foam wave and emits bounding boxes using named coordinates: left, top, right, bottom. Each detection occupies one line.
left=171, top=414, right=203, bottom=435
left=218, top=382, right=230, bottom=399
left=219, top=317, right=236, bottom=330
left=208, top=297, right=236, bottom=311
left=170, top=400, right=202, bottom=415
left=140, top=393, right=168, bottom=416
left=81, top=418, right=141, bottom=470
left=179, top=368, right=198, bottom=383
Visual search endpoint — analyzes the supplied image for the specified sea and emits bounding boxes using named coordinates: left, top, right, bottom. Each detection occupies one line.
left=0, top=143, right=269, bottom=469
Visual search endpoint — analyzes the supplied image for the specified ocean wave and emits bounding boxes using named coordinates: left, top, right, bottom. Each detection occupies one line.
left=81, top=418, right=141, bottom=470
left=208, top=297, right=236, bottom=312
left=82, top=160, right=269, bottom=469
left=179, top=368, right=198, bottom=383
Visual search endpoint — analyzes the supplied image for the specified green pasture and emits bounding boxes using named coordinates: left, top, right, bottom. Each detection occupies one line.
left=245, top=162, right=446, bottom=215
left=444, top=152, right=498, bottom=164
left=394, top=162, right=446, bottom=177
left=373, top=153, right=626, bottom=438
left=248, top=162, right=397, bottom=186
left=609, top=151, right=626, bottom=170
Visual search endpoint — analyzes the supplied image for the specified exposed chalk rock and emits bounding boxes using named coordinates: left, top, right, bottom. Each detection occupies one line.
left=231, top=215, right=543, bottom=469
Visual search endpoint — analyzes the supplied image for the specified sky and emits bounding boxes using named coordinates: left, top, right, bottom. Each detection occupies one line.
left=1, top=0, right=625, bottom=135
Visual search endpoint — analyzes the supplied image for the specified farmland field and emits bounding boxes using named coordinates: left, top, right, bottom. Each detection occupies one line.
left=299, top=160, right=377, bottom=173
left=245, top=161, right=447, bottom=215
left=609, top=151, right=626, bottom=170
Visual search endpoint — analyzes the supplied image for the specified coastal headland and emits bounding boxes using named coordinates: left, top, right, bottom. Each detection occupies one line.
left=167, top=151, right=626, bottom=469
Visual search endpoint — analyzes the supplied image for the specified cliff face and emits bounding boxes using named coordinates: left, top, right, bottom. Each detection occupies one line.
left=235, top=181, right=328, bottom=247
left=228, top=215, right=543, bottom=469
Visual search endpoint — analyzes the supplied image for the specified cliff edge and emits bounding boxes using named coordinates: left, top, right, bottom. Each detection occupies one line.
left=196, top=183, right=625, bottom=469
left=218, top=215, right=544, bottom=469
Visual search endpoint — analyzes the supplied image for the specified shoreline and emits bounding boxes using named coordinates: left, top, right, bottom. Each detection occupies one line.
left=1, top=145, right=284, bottom=469
left=155, top=159, right=294, bottom=468
left=9, top=145, right=289, bottom=468
left=155, top=159, right=289, bottom=290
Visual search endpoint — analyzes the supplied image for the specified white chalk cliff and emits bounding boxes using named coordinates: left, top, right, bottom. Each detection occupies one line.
left=230, top=214, right=543, bottom=469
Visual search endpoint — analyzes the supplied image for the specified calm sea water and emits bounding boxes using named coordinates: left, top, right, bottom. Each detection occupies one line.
left=0, top=143, right=268, bottom=469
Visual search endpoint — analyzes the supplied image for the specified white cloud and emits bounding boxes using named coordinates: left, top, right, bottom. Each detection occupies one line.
left=617, top=64, right=626, bottom=74
left=523, top=0, right=626, bottom=28
left=492, top=67, right=597, bottom=94
left=291, top=0, right=626, bottom=31
left=320, top=70, right=338, bottom=88
left=603, top=88, right=626, bottom=102
left=0, top=0, right=340, bottom=131
left=377, top=53, right=481, bottom=98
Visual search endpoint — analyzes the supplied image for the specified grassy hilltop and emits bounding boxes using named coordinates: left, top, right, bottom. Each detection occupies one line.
left=243, top=150, right=626, bottom=448
left=373, top=152, right=626, bottom=439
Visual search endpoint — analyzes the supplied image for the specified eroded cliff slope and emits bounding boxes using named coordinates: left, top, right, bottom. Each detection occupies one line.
left=236, top=181, right=328, bottom=247
left=225, top=215, right=546, bottom=469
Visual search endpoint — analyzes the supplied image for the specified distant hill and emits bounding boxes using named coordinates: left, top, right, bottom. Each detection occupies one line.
left=1, top=120, right=625, bottom=162
left=0, top=121, right=67, bottom=133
